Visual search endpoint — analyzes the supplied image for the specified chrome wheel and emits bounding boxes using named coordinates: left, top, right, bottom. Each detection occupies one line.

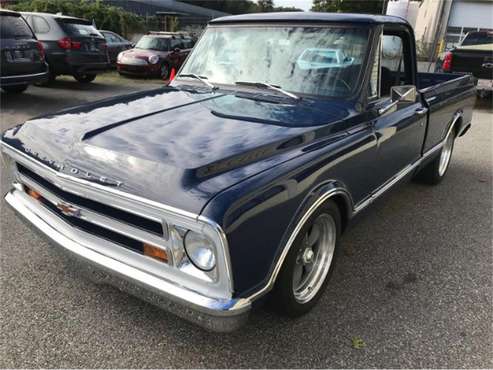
left=292, top=213, right=336, bottom=304
left=438, top=131, right=454, bottom=176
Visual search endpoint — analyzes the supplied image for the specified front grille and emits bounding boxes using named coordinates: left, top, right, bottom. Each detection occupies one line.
left=17, top=163, right=164, bottom=236
left=40, top=197, right=144, bottom=255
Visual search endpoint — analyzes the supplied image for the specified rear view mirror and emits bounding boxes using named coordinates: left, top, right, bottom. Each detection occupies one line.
left=391, top=85, right=417, bottom=103
left=379, top=85, right=417, bottom=115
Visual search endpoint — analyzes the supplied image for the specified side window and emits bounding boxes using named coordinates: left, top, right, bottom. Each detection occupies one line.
left=32, top=16, right=50, bottom=34
left=380, top=33, right=407, bottom=97
left=103, top=32, right=118, bottom=43
left=170, top=38, right=184, bottom=50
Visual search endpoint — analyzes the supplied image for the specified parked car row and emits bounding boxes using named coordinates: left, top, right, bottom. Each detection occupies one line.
left=1, top=9, right=194, bottom=93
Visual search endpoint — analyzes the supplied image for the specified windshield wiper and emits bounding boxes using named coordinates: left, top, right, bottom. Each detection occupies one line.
left=178, top=73, right=216, bottom=90
left=235, top=81, right=300, bottom=100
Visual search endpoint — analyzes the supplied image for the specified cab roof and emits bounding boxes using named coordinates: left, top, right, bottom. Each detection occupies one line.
left=210, top=12, right=410, bottom=26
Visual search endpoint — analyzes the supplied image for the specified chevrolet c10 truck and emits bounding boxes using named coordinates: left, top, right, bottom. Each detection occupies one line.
left=1, top=13, right=476, bottom=332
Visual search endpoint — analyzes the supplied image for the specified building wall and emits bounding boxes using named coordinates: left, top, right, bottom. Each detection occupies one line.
left=414, top=0, right=449, bottom=45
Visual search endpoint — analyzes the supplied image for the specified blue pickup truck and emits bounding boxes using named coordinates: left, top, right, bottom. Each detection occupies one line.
left=1, top=13, right=476, bottom=332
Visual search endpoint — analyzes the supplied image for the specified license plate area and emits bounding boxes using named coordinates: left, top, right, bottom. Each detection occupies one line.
left=5, top=49, right=33, bottom=63
left=477, top=79, right=493, bottom=90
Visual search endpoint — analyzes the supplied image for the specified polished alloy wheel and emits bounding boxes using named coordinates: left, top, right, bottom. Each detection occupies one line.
left=438, top=130, right=454, bottom=176
left=292, top=213, right=336, bottom=303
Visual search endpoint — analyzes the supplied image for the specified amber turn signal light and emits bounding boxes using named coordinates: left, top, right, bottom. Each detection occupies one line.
left=26, top=188, right=42, bottom=200
left=143, top=243, right=168, bottom=263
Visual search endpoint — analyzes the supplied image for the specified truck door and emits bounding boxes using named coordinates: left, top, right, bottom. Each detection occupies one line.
left=369, top=26, right=428, bottom=185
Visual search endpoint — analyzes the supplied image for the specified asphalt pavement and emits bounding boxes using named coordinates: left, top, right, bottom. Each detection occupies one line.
left=1, top=76, right=491, bottom=368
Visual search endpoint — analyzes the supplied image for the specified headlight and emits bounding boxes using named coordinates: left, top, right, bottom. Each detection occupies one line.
left=148, top=54, right=159, bottom=64
left=184, top=231, right=216, bottom=271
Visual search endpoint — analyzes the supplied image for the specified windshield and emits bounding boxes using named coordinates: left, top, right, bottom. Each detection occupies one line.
left=0, top=14, right=34, bottom=39
left=179, top=25, right=369, bottom=98
left=135, top=36, right=170, bottom=51
left=461, top=32, right=493, bottom=46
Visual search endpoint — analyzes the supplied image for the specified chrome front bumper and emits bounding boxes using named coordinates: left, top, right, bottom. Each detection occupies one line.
left=5, top=188, right=250, bottom=332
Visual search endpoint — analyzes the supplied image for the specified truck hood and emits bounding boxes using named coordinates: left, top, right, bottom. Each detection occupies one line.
left=2, top=87, right=352, bottom=214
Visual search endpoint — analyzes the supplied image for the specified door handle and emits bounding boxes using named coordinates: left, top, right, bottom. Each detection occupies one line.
left=415, top=107, right=428, bottom=116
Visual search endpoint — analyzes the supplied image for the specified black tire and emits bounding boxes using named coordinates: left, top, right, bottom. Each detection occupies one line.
left=270, top=200, right=342, bottom=317
left=160, top=63, right=170, bottom=79
left=73, top=73, right=97, bottom=83
left=414, top=129, right=455, bottom=185
left=2, top=84, right=28, bottom=93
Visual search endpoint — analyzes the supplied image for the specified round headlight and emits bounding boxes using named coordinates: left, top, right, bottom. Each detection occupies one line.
left=148, top=54, right=159, bottom=64
left=184, top=231, right=216, bottom=271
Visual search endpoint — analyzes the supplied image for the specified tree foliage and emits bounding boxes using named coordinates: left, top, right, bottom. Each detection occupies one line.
left=311, top=0, right=387, bottom=14
left=181, top=0, right=301, bottom=14
left=8, top=0, right=145, bottom=36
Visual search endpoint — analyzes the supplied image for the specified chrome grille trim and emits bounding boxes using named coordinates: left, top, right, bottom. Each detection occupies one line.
left=1, top=142, right=234, bottom=299
left=18, top=173, right=170, bottom=254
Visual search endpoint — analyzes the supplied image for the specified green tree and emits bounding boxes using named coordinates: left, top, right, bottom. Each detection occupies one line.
left=8, top=0, right=145, bottom=37
left=181, top=0, right=258, bottom=14
left=273, top=6, right=303, bottom=11
left=312, top=0, right=387, bottom=14
left=258, top=0, right=274, bottom=12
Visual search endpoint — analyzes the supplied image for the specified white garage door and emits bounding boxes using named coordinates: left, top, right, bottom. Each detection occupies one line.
left=448, top=0, right=493, bottom=29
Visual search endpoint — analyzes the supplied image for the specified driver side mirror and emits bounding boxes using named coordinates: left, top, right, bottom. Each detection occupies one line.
left=173, top=47, right=181, bottom=53
left=379, top=85, right=417, bottom=115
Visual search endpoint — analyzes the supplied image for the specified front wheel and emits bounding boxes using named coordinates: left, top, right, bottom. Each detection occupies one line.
left=270, top=200, right=341, bottom=317
left=73, top=73, right=96, bottom=83
left=2, top=84, right=28, bottom=93
left=414, top=128, right=455, bottom=185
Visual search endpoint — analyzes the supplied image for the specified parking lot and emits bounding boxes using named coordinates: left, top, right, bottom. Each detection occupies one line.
left=1, top=74, right=492, bottom=368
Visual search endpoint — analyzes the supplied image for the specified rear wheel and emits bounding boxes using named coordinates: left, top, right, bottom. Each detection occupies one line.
left=73, top=73, right=97, bottom=83
left=270, top=200, right=341, bottom=317
left=414, top=127, right=455, bottom=185
left=2, top=84, right=28, bottom=93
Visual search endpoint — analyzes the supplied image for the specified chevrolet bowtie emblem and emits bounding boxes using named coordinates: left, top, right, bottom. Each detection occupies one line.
left=56, top=202, right=81, bottom=217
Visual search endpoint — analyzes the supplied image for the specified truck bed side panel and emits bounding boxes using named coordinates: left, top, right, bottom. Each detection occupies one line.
left=418, top=73, right=476, bottom=152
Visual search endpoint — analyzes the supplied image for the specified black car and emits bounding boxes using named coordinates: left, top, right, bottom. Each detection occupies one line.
left=0, top=10, right=49, bottom=93
left=100, top=30, right=132, bottom=65
left=21, top=12, right=110, bottom=83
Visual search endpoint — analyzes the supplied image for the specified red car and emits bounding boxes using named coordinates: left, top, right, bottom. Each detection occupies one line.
left=117, top=32, right=194, bottom=79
